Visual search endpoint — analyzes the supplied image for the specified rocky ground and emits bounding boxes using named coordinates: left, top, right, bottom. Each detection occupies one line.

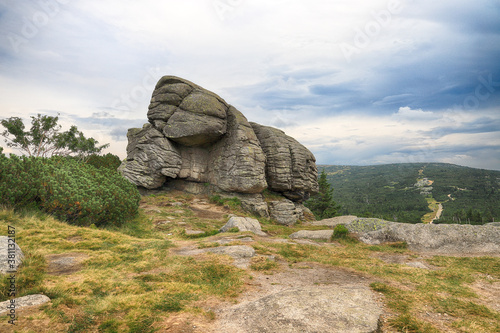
left=133, top=196, right=500, bottom=332
left=3, top=194, right=499, bottom=332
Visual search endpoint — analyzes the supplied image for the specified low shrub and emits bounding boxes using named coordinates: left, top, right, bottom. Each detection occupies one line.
left=85, top=153, right=121, bottom=171
left=0, top=154, right=140, bottom=227
left=332, top=224, right=349, bottom=239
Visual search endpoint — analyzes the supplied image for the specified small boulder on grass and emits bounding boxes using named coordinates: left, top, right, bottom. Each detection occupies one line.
left=289, top=230, right=333, bottom=241
left=0, top=295, right=50, bottom=315
left=220, top=217, right=267, bottom=236
left=0, top=236, right=24, bottom=274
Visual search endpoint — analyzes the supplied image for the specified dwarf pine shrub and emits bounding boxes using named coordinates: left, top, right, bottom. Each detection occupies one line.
left=85, top=153, right=122, bottom=171
left=0, top=151, right=42, bottom=208
left=0, top=153, right=140, bottom=227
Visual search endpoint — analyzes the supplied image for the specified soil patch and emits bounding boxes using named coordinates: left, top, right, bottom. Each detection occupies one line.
left=470, top=278, right=500, bottom=312
left=46, top=252, right=89, bottom=275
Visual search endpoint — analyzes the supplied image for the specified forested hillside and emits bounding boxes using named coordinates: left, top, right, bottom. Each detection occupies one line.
left=320, top=163, right=500, bottom=224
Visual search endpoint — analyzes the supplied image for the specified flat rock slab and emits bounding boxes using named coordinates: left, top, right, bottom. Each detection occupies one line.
left=360, top=223, right=500, bottom=255
left=0, top=294, right=50, bottom=315
left=216, top=285, right=382, bottom=333
left=289, top=230, right=333, bottom=241
left=311, top=215, right=358, bottom=227
left=206, top=245, right=256, bottom=258
left=185, top=230, right=205, bottom=235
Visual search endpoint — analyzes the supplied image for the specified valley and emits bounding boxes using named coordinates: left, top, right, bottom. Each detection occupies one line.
left=320, top=163, right=500, bottom=225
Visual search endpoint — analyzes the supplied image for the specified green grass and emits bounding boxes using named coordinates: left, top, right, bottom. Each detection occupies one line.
left=0, top=192, right=499, bottom=332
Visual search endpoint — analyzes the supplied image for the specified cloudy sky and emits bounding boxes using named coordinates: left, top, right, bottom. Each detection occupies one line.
left=1, top=0, right=500, bottom=170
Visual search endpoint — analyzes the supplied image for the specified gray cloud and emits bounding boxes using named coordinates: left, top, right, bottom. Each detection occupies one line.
left=0, top=0, right=499, bottom=170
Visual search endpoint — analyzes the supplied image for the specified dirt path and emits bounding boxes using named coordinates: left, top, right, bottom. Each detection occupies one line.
left=432, top=203, right=443, bottom=223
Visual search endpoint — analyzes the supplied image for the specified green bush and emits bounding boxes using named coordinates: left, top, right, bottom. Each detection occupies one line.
left=0, top=154, right=140, bottom=227
left=332, top=224, right=349, bottom=239
left=85, top=153, right=121, bottom=171
left=0, top=152, right=42, bottom=208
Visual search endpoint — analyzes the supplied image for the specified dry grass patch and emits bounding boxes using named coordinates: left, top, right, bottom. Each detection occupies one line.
left=1, top=192, right=500, bottom=333
left=0, top=206, right=247, bottom=332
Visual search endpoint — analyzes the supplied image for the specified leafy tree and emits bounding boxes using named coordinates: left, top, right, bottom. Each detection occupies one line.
left=1, top=114, right=109, bottom=160
left=305, top=170, right=340, bottom=220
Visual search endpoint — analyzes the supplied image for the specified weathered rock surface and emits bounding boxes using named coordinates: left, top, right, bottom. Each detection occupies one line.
left=148, top=76, right=228, bottom=146
left=0, top=236, right=24, bottom=274
left=216, top=286, right=382, bottom=333
left=220, top=216, right=266, bottom=236
left=118, top=124, right=182, bottom=189
left=46, top=252, right=89, bottom=275
left=206, top=245, right=256, bottom=259
left=311, top=215, right=358, bottom=227
left=289, top=230, right=334, bottom=241
left=207, top=106, right=267, bottom=194
left=235, top=193, right=270, bottom=218
left=359, top=223, right=500, bottom=255
left=299, top=216, right=500, bottom=255
left=0, top=294, right=51, bottom=315
left=120, top=75, right=319, bottom=225
left=269, top=200, right=301, bottom=226
left=251, top=122, right=319, bottom=201
left=347, top=218, right=395, bottom=233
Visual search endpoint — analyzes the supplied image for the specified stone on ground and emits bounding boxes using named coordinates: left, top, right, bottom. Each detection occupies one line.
left=0, top=236, right=24, bottom=274
left=220, top=216, right=266, bottom=236
left=310, top=215, right=358, bottom=227
left=0, top=295, right=50, bottom=315
left=216, top=285, right=382, bottom=333
left=289, top=230, right=334, bottom=241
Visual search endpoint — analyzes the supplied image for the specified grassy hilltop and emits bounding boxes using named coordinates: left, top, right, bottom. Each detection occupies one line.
left=1, top=192, right=499, bottom=333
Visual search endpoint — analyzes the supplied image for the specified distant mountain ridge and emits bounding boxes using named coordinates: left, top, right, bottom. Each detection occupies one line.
left=319, top=163, right=500, bottom=224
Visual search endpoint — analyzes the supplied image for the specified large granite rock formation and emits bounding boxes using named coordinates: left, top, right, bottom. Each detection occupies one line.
left=251, top=123, right=318, bottom=202
left=119, top=76, right=318, bottom=224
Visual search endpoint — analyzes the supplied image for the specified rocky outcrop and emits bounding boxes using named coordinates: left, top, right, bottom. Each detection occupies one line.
left=208, top=106, right=267, bottom=194
left=309, top=216, right=500, bottom=255
left=120, top=76, right=319, bottom=224
left=118, top=125, right=182, bottom=189
left=359, top=223, right=500, bottom=255
left=251, top=123, right=319, bottom=201
left=147, top=76, right=228, bottom=146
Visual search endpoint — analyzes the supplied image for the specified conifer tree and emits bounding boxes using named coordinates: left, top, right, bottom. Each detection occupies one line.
left=305, top=170, right=340, bottom=220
